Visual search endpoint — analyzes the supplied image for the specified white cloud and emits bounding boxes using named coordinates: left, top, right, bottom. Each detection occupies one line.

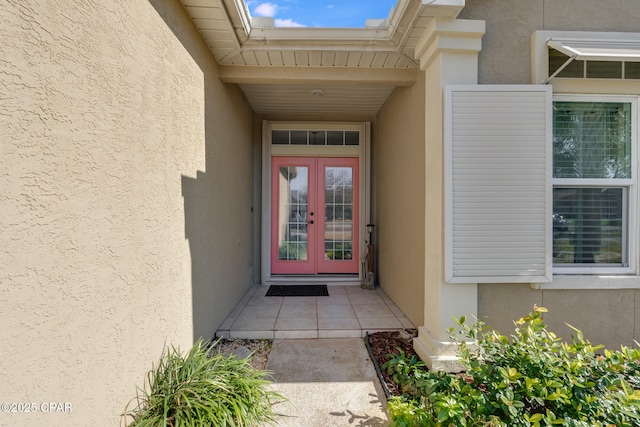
left=252, top=1, right=303, bottom=27
left=327, top=4, right=334, bottom=8
left=254, top=2, right=278, bottom=17
left=275, top=18, right=305, bottom=27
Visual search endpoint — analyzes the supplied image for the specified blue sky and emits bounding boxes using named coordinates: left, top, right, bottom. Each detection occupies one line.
left=246, top=0, right=398, bottom=28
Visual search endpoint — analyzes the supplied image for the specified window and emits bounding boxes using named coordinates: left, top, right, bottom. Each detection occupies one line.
left=272, top=130, right=360, bottom=146
left=548, top=49, right=640, bottom=80
left=532, top=31, right=640, bottom=84
left=552, top=98, right=636, bottom=273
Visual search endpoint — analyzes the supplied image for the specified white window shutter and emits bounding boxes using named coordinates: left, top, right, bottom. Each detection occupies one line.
left=445, top=85, right=553, bottom=283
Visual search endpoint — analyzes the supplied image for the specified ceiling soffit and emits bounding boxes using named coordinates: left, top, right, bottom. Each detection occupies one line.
left=181, top=0, right=465, bottom=68
left=180, top=0, right=465, bottom=114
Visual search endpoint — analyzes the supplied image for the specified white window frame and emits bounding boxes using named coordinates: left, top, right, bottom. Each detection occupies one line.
left=552, top=94, right=638, bottom=275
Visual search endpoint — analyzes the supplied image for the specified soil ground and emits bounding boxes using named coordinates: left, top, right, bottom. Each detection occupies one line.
left=366, top=330, right=419, bottom=396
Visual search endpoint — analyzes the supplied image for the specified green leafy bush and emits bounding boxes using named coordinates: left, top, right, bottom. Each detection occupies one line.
left=383, top=348, right=430, bottom=397
left=385, top=307, right=640, bottom=427
left=124, top=338, right=282, bottom=427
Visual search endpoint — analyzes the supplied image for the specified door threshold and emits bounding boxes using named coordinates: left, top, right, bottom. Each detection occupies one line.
left=265, top=275, right=361, bottom=286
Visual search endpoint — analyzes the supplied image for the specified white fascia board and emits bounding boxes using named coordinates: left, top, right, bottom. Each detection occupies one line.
left=231, top=0, right=252, bottom=37
left=422, top=0, right=466, bottom=18
left=247, top=27, right=394, bottom=43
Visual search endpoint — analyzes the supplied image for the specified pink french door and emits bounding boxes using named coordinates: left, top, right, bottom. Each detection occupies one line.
left=271, top=157, right=359, bottom=275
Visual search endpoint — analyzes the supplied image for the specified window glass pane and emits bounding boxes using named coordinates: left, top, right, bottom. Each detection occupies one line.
left=327, top=131, right=344, bottom=145
left=345, top=131, right=360, bottom=146
left=324, top=166, right=353, bottom=261
left=549, top=49, right=584, bottom=78
left=291, top=131, right=308, bottom=145
left=553, top=187, right=625, bottom=266
left=586, top=61, right=622, bottom=79
left=553, top=102, right=632, bottom=179
left=278, top=166, right=308, bottom=261
left=309, top=131, right=326, bottom=145
left=625, top=62, right=640, bottom=79
left=272, top=130, right=289, bottom=145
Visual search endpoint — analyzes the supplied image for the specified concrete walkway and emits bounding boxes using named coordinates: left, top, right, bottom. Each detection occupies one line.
left=264, top=338, right=389, bottom=427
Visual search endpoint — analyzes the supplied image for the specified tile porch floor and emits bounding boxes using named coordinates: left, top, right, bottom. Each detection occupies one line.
left=216, top=285, right=415, bottom=339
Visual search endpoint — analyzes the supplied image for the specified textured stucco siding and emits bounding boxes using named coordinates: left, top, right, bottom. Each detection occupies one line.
left=374, top=74, right=426, bottom=328
left=0, top=0, right=254, bottom=425
left=460, top=0, right=640, bottom=84
left=460, top=0, right=640, bottom=349
left=479, top=284, right=640, bottom=349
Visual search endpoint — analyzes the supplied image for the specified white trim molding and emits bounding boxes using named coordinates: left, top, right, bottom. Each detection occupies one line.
left=532, top=275, right=640, bottom=290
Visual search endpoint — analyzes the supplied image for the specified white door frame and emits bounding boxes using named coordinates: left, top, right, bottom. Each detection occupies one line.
left=261, top=121, right=371, bottom=284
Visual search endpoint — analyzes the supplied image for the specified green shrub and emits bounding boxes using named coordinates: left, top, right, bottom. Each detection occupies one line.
left=124, top=338, right=282, bottom=427
left=385, top=307, right=640, bottom=427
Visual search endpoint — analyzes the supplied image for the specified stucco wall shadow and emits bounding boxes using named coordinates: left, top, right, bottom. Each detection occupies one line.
left=1, top=0, right=255, bottom=424
left=150, top=0, right=256, bottom=342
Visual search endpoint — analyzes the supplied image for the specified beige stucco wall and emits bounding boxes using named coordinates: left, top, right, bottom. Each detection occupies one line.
left=0, top=0, right=254, bottom=425
left=460, top=0, right=640, bottom=84
left=374, top=75, right=426, bottom=327
left=459, top=0, right=640, bottom=350
left=479, top=284, right=640, bottom=349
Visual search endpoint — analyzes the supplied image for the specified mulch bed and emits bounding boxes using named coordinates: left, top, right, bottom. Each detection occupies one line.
left=366, top=329, right=419, bottom=397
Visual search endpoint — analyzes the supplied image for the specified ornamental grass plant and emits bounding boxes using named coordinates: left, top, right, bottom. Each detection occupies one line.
left=385, top=307, right=640, bottom=427
left=124, top=338, right=282, bottom=427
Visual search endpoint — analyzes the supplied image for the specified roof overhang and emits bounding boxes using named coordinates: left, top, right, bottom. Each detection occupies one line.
left=180, top=0, right=468, bottom=115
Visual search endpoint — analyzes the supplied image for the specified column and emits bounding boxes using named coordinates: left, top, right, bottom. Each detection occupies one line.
left=413, top=18, right=485, bottom=371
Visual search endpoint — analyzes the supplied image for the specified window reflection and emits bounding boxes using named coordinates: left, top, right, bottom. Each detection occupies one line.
left=278, top=166, right=308, bottom=261
left=324, top=167, right=353, bottom=260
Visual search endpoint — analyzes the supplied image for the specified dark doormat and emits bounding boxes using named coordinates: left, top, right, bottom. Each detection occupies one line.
left=266, top=284, right=329, bottom=297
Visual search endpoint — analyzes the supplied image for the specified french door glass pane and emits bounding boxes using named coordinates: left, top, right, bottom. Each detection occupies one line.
left=278, top=166, right=308, bottom=261
left=553, top=187, right=625, bottom=265
left=324, top=167, right=353, bottom=260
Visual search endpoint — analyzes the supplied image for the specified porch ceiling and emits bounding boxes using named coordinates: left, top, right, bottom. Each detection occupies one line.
left=179, top=0, right=465, bottom=115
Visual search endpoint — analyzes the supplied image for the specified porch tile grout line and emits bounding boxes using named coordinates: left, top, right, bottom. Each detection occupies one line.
left=225, top=285, right=413, bottom=338
left=346, top=287, right=365, bottom=331
left=381, top=297, right=402, bottom=325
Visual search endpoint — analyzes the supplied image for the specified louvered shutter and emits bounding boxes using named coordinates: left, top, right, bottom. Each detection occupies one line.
left=445, top=85, right=553, bottom=283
